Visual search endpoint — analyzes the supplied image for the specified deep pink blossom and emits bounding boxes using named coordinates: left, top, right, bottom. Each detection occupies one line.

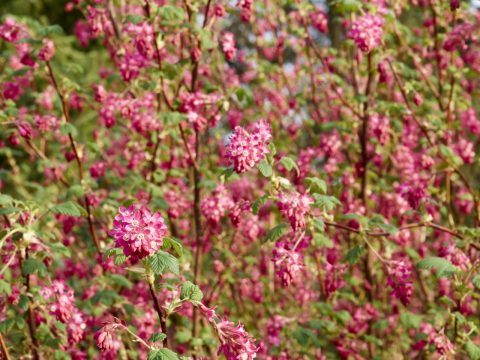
left=348, top=15, right=384, bottom=52
left=109, top=205, right=168, bottom=262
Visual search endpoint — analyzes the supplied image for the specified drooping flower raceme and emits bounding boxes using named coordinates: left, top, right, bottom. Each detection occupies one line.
left=386, top=259, right=414, bottom=306
left=221, top=32, right=237, bottom=61
left=225, top=120, right=272, bottom=173
left=348, top=14, right=384, bottom=52
left=272, top=240, right=304, bottom=287
left=277, top=192, right=313, bottom=232
left=216, top=319, right=258, bottom=360
left=109, top=205, right=168, bottom=262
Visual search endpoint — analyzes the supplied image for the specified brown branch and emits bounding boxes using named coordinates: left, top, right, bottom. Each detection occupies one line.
left=46, top=61, right=101, bottom=254
left=324, top=220, right=464, bottom=240
left=148, top=283, right=168, bottom=348
left=0, top=332, right=11, bottom=360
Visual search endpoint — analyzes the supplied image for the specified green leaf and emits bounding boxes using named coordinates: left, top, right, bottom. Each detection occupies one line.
left=114, top=254, right=128, bottom=265
left=109, top=274, right=132, bottom=289
left=148, top=251, right=179, bottom=275
left=148, top=332, right=167, bottom=343
left=472, top=275, right=480, bottom=290
left=305, top=177, right=327, bottom=194
left=60, top=123, right=78, bottom=138
left=252, top=195, right=267, bottom=215
left=157, top=5, right=184, bottom=22
left=0, top=279, right=11, bottom=295
left=0, top=207, right=21, bottom=215
left=280, top=156, right=299, bottom=175
left=344, top=245, right=366, bottom=265
left=163, top=237, right=184, bottom=257
left=466, top=340, right=480, bottom=360
left=312, top=194, right=341, bottom=211
left=21, top=258, right=47, bottom=276
left=38, top=25, right=63, bottom=36
left=0, top=194, right=13, bottom=205
left=368, top=215, right=397, bottom=235
left=180, top=281, right=203, bottom=302
left=312, top=218, right=325, bottom=232
left=148, top=348, right=180, bottom=360
left=264, top=223, right=288, bottom=243
left=417, top=257, right=460, bottom=277
left=50, top=201, right=87, bottom=217
left=313, top=233, right=333, bottom=248
left=257, top=160, right=273, bottom=178
left=125, top=15, right=145, bottom=24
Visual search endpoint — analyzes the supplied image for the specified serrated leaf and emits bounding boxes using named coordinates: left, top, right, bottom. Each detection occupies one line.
left=148, top=251, right=179, bottom=275
left=180, top=281, right=203, bottom=301
left=109, top=274, right=132, bottom=289
left=21, top=258, right=47, bottom=276
left=50, top=201, right=86, bottom=217
left=114, top=254, right=127, bottom=265
left=0, top=207, right=21, bottom=215
left=0, top=279, right=11, bottom=295
left=163, top=237, right=184, bottom=257
left=148, top=348, right=180, bottom=360
left=257, top=160, right=273, bottom=178
left=472, top=275, right=480, bottom=290
left=312, top=194, right=341, bottom=211
left=313, top=233, right=333, bottom=248
left=466, top=340, right=480, bottom=360
left=344, top=245, right=366, bottom=265
left=264, top=223, right=288, bottom=243
left=313, top=218, right=325, bottom=232
left=60, top=123, right=78, bottom=138
left=417, top=257, right=460, bottom=277
left=0, top=194, right=13, bottom=205
left=305, top=177, right=327, bottom=194
left=280, top=156, right=299, bottom=176
left=148, top=332, right=167, bottom=343
left=125, top=15, right=145, bottom=24
left=252, top=195, right=267, bottom=215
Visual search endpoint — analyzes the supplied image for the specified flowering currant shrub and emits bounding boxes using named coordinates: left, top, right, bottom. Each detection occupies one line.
left=2, top=0, right=480, bottom=358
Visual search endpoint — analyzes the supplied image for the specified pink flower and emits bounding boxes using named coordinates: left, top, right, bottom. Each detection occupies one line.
left=201, top=185, right=234, bottom=225
left=309, top=10, right=328, bottom=33
left=399, top=182, right=427, bottom=209
left=221, top=32, right=237, bottom=61
left=225, top=121, right=272, bottom=173
left=461, top=108, right=480, bottom=135
left=348, top=14, right=384, bottom=52
left=40, top=280, right=76, bottom=322
left=38, top=39, right=55, bottom=61
left=277, top=192, right=313, bottom=232
left=386, top=259, right=414, bottom=306
left=369, top=114, right=390, bottom=145
left=272, top=240, right=303, bottom=287
left=125, top=22, right=155, bottom=59
left=95, top=323, right=120, bottom=352
left=453, top=138, right=475, bottom=164
left=109, top=205, right=168, bottom=262
left=237, top=0, right=253, bottom=22
left=216, top=319, right=258, bottom=360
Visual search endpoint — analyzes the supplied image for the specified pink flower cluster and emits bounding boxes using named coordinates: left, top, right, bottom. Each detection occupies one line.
left=198, top=303, right=258, bottom=359
left=179, top=92, right=221, bottom=131
left=221, top=32, right=237, bottom=61
left=95, top=323, right=121, bottom=352
left=348, top=14, right=384, bottom=52
left=309, top=9, right=328, bottom=33
left=272, top=240, right=304, bottom=287
left=38, top=39, right=55, bottom=62
left=225, top=121, right=272, bottom=173
left=40, top=281, right=86, bottom=345
left=386, top=259, right=414, bottom=306
left=277, top=192, right=313, bottom=232
left=201, top=185, right=234, bottom=225
left=109, top=205, right=168, bottom=262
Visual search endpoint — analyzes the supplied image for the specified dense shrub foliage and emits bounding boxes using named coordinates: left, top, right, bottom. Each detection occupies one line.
left=1, top=0, right=480, bottom=359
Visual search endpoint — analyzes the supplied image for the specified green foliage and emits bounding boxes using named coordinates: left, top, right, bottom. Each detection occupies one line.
left=417, top=257, right=460, bottom=277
